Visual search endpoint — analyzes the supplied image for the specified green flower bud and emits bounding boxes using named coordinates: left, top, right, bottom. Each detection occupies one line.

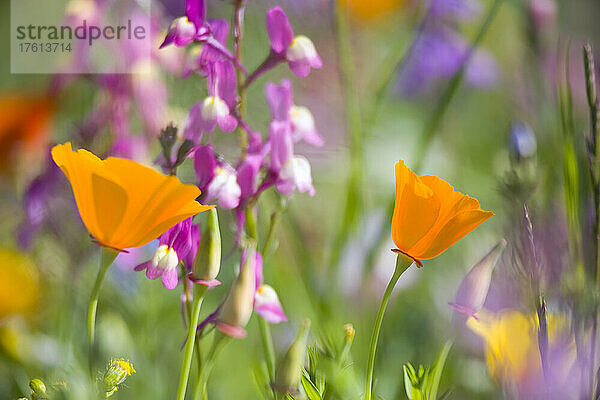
left=274, top=319, right=311, bottom=394
left=101, top=358, right=135, bottom=398
left=217, top=246, right=256, bottom=338
left=192, top=208, right=221, bottom=285
left=29, top=379, right=47, bottom=400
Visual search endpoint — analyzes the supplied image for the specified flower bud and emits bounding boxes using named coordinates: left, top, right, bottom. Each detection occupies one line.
left=450, top=239, right=506, bottom=318
left=151, top=245, right=179, bottom=272
left=509, top=122, right=537, bottom=162
left=191, top=208, right=221, bottom=287
left=216, top=246, right=256, bottom=338
left=29, top=379, right=47, bottom=400
left=343, top=323, right=355, bottom=344
left=274, top=319, right=311, bottom=394
left=102, top=358, right=136, bottom=398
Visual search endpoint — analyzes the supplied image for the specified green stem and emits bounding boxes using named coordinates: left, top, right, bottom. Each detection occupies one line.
left=176, top=285, right=208, bottom=400
left=87, top=248, right=118, bottom=378
left=364, top=254, right=413, bottom=400
left=193, top=333, right=229, bottom=400
left=262, top=202, right=284, bottom=257
left=259, top=316, right=276, bottom=382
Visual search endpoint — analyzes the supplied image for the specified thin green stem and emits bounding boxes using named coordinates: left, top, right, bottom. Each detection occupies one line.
left=87, top=248, right=118, bottom=378
left=364, top=254, right=413, bottom=400
left=262, top=201, right=285, bottom=258
left=259, top=316, right=276, bottom=382
left=233, top=0, right=248, bottom=158
left=193, top=333, right=229, bottom=400
left=176, top=285, right=208, bottom=400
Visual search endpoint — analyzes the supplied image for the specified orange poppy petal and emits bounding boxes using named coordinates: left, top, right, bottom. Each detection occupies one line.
left=417, top=209, right=494, bottom=260
left=391, top=161, right=440, bottom=252
left=129, top=203, right=215, bottom=248
left=90, top=173, right=128, bottom=245
left=52, top=143, right=102, bottom=240
left=409, top=175, right=482, bottom=256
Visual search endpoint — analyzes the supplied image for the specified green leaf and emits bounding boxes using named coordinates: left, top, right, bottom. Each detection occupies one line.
left=301, top=369, right=323, bottom=400
left=425, top=341, right=452, bottom=400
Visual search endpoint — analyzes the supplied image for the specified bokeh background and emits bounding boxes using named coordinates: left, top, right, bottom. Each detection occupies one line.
left=1, top=0, right=600, bottom=398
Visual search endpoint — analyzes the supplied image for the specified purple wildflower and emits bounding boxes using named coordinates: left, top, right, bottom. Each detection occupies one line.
left=268, top=121, right=315, bottom=196
left=134, top=218, right=195, bottom=290
left=266, top=7, right=322, bottom=78
left=265, top=79, right=324, bottom=147
left=253, top=252, right=287, bottom=324
left=193, top=145, right=241, bottom=209
left=184, top=60, right=238, bottom=141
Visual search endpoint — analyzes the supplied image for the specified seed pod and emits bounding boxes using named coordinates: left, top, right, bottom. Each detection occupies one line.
left=216, top=246, right=256, bottom=338
left=274, top=319, right=311, bottom=394
left=191, top=208, right=221, bottom=286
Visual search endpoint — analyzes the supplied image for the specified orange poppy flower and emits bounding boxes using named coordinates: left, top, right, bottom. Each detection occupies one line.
left=51, top=142, right=213, bottom=251
left=391, top=160, right=494, bottom=262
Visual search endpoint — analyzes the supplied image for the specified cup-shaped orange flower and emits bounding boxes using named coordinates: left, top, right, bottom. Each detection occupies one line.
left=391, top=160, right=494, bottom=262
left=51, top=142, right=213, bottom=251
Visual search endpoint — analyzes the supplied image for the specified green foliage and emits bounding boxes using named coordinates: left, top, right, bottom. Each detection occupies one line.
left=403, top=342, right=452, bottom=400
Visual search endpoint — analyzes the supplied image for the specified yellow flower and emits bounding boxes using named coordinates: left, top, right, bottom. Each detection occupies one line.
left=51, top=142, right=212, bottom=251
left=467, top=309, right=576, bottom=389
left=0, top=248, right=39, bottom=320
left=391, top=160, right=494, bottom=262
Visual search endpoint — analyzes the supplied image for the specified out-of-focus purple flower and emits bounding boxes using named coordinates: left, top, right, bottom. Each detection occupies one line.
left=268, top=121, right=315, bottom=196
left=184, top=61, right=238, bottom=141
left=130, top=66, right=169, bottom=136
left=252, top=251, right=287, bottom=324
left=17, top=150, right=63, bottom=250
left=399, top=26, right=498, bottom=95
left=111, top=135, right=151, bottom=163
left=449, top=239, right=506, bottom=319
left=265, top=80, right=323, bottom=147
left=160, top=0, right=207, bottom=48
left=134, top=218, right=195, bottom=289
left=430, top=0, right=482, bottom=21
left=193, top=145, right=241, bottom=209
left=266, top=7, right=322, bottom=78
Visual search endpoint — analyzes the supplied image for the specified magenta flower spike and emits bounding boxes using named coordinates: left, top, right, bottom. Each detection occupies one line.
left=265, top=79, right=324, bottom=147
left=266, top=7, right=322, bottom=78
left=268, top=121, right=315, bottom=196
left=193, top=145, right=241, bottom=209
left=185, top=61, right=238, bottom=140
left=253, top=252, right=287, bottom=324
left=134, top=218, right=195, bottom=290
